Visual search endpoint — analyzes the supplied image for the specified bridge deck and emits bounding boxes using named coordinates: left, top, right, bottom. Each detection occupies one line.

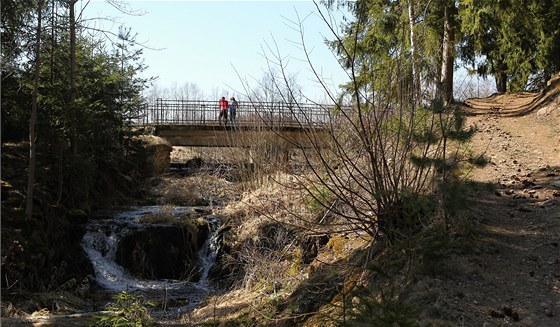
left=137, top=99, right=337, bottom=147
left=137, top=99, right=333, bottom=127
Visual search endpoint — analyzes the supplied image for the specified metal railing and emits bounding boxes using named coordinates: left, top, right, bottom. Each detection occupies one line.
left=135, top=99, right=334, bottom=128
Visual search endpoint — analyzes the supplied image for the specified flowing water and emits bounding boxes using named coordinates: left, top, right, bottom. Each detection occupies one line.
left=81, top=205, right=221, bottom=319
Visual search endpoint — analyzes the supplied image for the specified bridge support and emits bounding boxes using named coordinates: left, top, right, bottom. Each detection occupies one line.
left=152, top=125, right=322, bottom=148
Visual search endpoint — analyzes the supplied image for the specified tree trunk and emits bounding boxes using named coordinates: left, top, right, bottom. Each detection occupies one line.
left=26, top=0, right=43, bottom=220
left=408, top=0, right=419, bottom=104
left=440, top=2, right=455, bottom=105
left=495, top=71, right=507, bottom=92
left=69, top=0, right=78, bottom=156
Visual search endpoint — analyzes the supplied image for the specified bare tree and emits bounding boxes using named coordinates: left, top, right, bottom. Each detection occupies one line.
left=26, top=0, right=44, bottom=220
left=245, top=1, right=474, bottom=245
left=408, top=0, right=420, bottom=104
left=69, top=0, right=78, bottom=155
left=177, top=82, right=205, bottom=100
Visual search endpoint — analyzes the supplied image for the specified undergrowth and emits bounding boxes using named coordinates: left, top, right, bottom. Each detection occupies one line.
left=92, top=291, right=155, bottom=327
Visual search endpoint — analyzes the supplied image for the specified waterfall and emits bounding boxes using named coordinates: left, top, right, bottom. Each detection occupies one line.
left=194, top=216, right=220, bottom=291
left=81, top=206, right=221, bottom=313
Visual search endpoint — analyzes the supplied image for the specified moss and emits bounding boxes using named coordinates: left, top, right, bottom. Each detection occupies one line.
left=327, top=236, right=348, bottom=256
left=288, top=248, right=303, bottom=277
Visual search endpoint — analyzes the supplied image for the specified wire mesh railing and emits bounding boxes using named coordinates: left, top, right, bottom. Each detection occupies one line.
left=135, top=99, right=334, bottom=128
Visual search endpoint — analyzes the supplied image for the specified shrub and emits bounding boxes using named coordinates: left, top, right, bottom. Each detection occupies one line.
left=93, top=291, right=155, bottom=327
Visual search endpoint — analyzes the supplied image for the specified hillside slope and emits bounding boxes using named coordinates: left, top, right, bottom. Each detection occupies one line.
left=429, top=77, right=560, bottom=326
left=183, top=81, right=560, bottom=326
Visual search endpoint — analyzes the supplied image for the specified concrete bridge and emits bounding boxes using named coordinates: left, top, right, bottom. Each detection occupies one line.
left=137, top=99, right=334, bottom=147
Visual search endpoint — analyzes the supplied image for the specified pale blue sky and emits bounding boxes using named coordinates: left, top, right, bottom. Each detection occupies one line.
left=83, top=1, right=350, bottom=101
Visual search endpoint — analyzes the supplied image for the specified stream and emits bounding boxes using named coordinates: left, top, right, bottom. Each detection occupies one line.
left=81, top=205, right=221, bottom=319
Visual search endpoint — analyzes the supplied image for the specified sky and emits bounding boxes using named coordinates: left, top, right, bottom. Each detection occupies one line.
left=83, top=0, right=351, bottom=101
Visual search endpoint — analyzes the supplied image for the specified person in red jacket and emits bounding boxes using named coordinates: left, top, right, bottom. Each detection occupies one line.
left=219, top=96, right=228, bottom=126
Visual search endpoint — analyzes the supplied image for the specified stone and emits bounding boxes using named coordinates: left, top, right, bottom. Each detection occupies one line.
left=522, top=180, right=536, bottom=187
left=537, top=105, right=555, bottom=118
left=137, top=135, right=173, bottom=177
left=519, top=205, right=533, bottom=212
left=115, top=224, right=199, bottom=280
left=489, top=308, right=505, bottom=318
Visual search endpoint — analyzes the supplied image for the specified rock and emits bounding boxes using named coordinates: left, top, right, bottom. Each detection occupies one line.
left=76, top=276, right=92, bottom=297
left=58, top=278, right=77, bottom=291
left=489, top=308, right=505, bottom=318
left=115, top=224, right=199, bottom=280
left=537, top=104, right=555, bottom=117
left=502, top=306, right=513, bottom=317
left=499, top=306, right=520, bottom=321
left=68, top=209, right=89, bottom=224
left=522, top=179, right=536, bottom=187
left=519, top=205, right=533, bottom=212
left=137, top=135, right=173, bottom=176
left=302, top=234, right=330, bottom=264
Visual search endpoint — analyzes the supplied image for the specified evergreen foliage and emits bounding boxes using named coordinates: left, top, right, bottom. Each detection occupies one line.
left=1, top=0, right=150, bottom=210
left=328, top=0, right=459, bottom=102
left=328, top=0, right=560, bottom=93
left=1, top=0, right=151, bottom=292
left=459, top=0, right=560, bottom=91
left=93, top=291, right=155, bottom=327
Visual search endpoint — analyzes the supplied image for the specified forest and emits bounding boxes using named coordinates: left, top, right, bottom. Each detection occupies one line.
left=2, top=0, right=559, bottom=325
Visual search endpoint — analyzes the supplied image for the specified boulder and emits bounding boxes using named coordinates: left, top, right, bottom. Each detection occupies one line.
left=115, top=224, right=198, bottom=280
left=138, top=135, right=172, bottom=176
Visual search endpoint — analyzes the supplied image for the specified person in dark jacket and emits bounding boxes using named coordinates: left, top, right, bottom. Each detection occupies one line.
left=229, top=97, right=238, bottom=125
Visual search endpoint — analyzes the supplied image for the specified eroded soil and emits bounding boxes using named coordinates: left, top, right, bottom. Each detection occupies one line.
left=425, top=81, right=560, bottom=326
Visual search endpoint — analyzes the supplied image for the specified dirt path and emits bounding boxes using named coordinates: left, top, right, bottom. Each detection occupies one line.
left=435, top=83, right=560, bottom=326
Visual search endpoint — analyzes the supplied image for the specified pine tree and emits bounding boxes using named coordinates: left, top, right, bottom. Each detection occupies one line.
left=459, top=0, right=560, bottom=91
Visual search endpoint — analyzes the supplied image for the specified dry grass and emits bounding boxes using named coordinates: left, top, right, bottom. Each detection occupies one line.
left=136, top=205, right=179, bottom=224
left=220, top=172, right=320, bottom=232
left=149, top=176, right=202, bottom=205
left=149, top=174, right=235, bottom=206
left=170, top=146, right=246, bottom=164
left=150, top=163, right=381, bottom=326
left=161, top=148, right=376, bottom=325
left=135, top=205, right=205, bottom=227
left=182, top=289, right=264, bottom=325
